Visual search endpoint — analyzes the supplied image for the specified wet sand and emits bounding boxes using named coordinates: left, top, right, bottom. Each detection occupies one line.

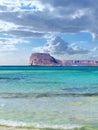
left=0, top=125, right=98, bottom=130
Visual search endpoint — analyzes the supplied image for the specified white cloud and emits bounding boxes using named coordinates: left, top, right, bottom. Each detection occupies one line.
left=32, top=36, right=89, bottom=57
left=0, top=0, right=98, bottom=39
left=0, top=38, right=28, bottom=52
left=0, top=44, right=17, bottom=51
left=0, top=20, right=19, bottom=31
left=70, top=9, right=89, bottom=19
left=0, top=38, right=28, bottom=44
left=0, top=0, right=45, bottom=11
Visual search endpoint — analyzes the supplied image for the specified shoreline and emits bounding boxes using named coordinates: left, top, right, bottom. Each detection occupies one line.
left=0, top=125, right=97, bottom=130
left=0, top=125, right=38, bottom=130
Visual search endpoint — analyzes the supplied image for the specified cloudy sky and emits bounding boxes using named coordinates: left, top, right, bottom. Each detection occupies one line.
left=0, top=0, right=98, bottom=65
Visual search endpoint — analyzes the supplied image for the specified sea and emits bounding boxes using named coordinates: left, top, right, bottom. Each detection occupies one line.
left=0, top=66, right=98, bottom=130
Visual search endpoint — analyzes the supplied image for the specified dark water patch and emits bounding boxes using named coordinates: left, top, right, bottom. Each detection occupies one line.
left=1, top=66, right=98, bottom=71
left=26, top=81, right=62, bottom=84
left=0, top=77, right=22, bottom=80
left=62, top=87, right=98, bottom=94
left=0, top=92, right=98, bottom=99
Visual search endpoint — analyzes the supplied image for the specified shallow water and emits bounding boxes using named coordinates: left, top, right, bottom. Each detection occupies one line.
left=0, top=66, right=98, bottom=129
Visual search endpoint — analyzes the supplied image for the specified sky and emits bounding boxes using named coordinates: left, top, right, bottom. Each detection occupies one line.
left=0, top=0, right=98, bottom=65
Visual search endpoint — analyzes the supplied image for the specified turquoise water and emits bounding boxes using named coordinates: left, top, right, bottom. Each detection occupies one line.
left=0, top=66, right=98, bottom=129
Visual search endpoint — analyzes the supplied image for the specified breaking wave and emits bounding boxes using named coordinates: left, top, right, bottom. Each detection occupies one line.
left=0, top=119, right=82, bottom=130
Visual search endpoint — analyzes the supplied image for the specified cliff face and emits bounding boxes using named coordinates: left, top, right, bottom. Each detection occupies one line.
left=29, top=53, right=98, bottom=66
left=29, top=53, right=61, bottom=66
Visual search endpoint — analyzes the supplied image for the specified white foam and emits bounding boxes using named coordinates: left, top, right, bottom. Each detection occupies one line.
left=0, top=119, right=83, bottom=129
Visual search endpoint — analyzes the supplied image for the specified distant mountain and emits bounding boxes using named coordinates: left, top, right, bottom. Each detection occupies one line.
left=29, top=53, right=98, bottom=66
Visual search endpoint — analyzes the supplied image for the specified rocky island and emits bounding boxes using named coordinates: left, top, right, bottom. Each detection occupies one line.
left=29, top=53, right=98, bottom=66
left=29, top=53, right=61, bottom=66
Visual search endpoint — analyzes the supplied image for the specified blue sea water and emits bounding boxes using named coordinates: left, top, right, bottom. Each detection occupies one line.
left=0, top=66, right=98, bottom=129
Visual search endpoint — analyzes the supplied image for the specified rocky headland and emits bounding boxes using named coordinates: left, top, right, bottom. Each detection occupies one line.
left=29, top=53, right=98, bottom=66
left=29, top=53, right=61, bottom=66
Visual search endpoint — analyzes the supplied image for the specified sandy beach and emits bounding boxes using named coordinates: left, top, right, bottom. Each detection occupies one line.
left=0, top=125, right=38, bottom=130
left=0, top=125, right=98, bottom=130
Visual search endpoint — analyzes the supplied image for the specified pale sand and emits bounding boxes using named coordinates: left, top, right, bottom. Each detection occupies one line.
left=0, top=125, right=97, bottom=130
left=0, top=126, right=63, bottom=130
left=0, top=126, right=39, bottom=130
left=0, top=126, right=66, bottom=130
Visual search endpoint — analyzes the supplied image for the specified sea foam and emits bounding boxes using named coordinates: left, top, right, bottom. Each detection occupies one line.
left=0, top=119, right=83, bottom=129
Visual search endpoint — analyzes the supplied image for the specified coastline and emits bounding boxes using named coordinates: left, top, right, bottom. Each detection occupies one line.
left=0, top=125, right=38, bottom=130
left=0, top=125, right=98, bottom=130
